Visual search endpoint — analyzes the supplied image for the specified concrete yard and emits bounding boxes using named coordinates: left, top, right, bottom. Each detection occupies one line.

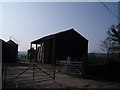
left=2, top=60, right=120, bottom=88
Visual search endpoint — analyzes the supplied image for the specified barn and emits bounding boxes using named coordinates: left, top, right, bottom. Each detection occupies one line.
left=30, top=28, right=88, bottom=65
left=1, top=39, right=18, bottom=63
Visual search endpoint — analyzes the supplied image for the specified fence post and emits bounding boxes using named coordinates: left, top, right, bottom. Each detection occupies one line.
left=4, top=64, right=7, bottom=87
left=53, top=68, right=55, bottom=79
left=33, top=64, right=35, bottom=82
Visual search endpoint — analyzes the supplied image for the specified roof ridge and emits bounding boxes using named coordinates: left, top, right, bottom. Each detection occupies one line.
left=31, top=28, right=88, bottom=44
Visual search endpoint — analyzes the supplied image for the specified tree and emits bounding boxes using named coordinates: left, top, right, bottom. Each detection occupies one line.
left=100, top=38, right=115, bottom=54
left=101, top=24, right=120, bottom=54
left=100, top=24, right=120, bottom=62
left=107, top=24, right=120, bottom=44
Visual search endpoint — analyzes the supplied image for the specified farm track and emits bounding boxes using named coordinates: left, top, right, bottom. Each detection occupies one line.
left=3, top=60, right=120, bottom=88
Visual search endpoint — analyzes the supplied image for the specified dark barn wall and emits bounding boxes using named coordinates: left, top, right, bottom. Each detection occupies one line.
left=2, top=40, right=18, bottom=63
left=7, top=40, right=18, bottom=60
left=0, top=40, right=2, bottom=64
left=44, top=30, right=88, bottom=63
left=55, top=30, right=88, bottom=61
left=44, top=40, right=53, bottom=64
left=31, top=29, right=88, bottom=64
left=2, top=40, right=11, bottom=63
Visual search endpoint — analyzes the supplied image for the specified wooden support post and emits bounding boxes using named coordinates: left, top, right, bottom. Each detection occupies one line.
left=42, top=42, right=44, bottom=64
left=2, top=64, right=4, bottom=87
left=82, top=52, right=88, bottom=77
left=33, top=64, right=35, bottom=82
left=85, top=52, right=87, bottom=72
left=4, top=65, right=7, bottom=87
left=118, top=1, right=120, bottom=24
left=53, top=38, right=55, bottom=79
left=36, top=44, right=37, bottom=62
left=85, top=43, right=88, bottom=76
left=30, top=43, right=32, bottom=62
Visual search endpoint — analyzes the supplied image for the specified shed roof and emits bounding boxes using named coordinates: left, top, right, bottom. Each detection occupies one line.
left=7, top=40, right=18, bottom=45
left=1, top=39, right=12, bottom=48
left=31, top=28, right=88, bottom=44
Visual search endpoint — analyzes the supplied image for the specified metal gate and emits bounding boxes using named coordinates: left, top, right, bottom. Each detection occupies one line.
left=2, top=62, right=56, bottom=88
left=68, top=61, right=83, bottom=75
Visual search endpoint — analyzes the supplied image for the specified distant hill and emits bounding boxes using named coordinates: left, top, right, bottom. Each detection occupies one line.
left=18, top=51, right=27, bottom=55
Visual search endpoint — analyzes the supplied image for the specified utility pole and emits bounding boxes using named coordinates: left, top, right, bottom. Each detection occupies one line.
left=118, top=1, right=120, bottom=24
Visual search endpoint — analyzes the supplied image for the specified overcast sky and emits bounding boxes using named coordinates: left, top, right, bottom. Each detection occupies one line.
left=1, top=2, right=119, bottom=53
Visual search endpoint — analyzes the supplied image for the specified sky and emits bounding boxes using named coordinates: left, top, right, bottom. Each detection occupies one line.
left=0, top=2, right=119, bottom=53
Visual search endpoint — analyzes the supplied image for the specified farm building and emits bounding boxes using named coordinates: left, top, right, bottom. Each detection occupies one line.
left=1, top=39, right=18, bottom=63
left=30, top=28, right=88, bottom=65
left=27, top=48, right=37, bottom=61
left=0, top=39, right=2, bottom=63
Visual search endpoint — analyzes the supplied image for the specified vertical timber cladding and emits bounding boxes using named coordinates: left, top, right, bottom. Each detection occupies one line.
left=31, top=28, right=88, bottom=64
left=0, top=39, right=2, bottom=63
left=0, top=39, right=2, bottom=90
left=37, top=42, right=44, bottom=63
left=55, top=30, right=88, bottom=61
left=2, top=40, right=13, bottom=63
left=44, top=39, right=54, bottom=64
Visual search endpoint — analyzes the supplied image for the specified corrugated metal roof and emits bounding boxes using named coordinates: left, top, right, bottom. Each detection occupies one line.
left=31, top=28, right=88, bottom=44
